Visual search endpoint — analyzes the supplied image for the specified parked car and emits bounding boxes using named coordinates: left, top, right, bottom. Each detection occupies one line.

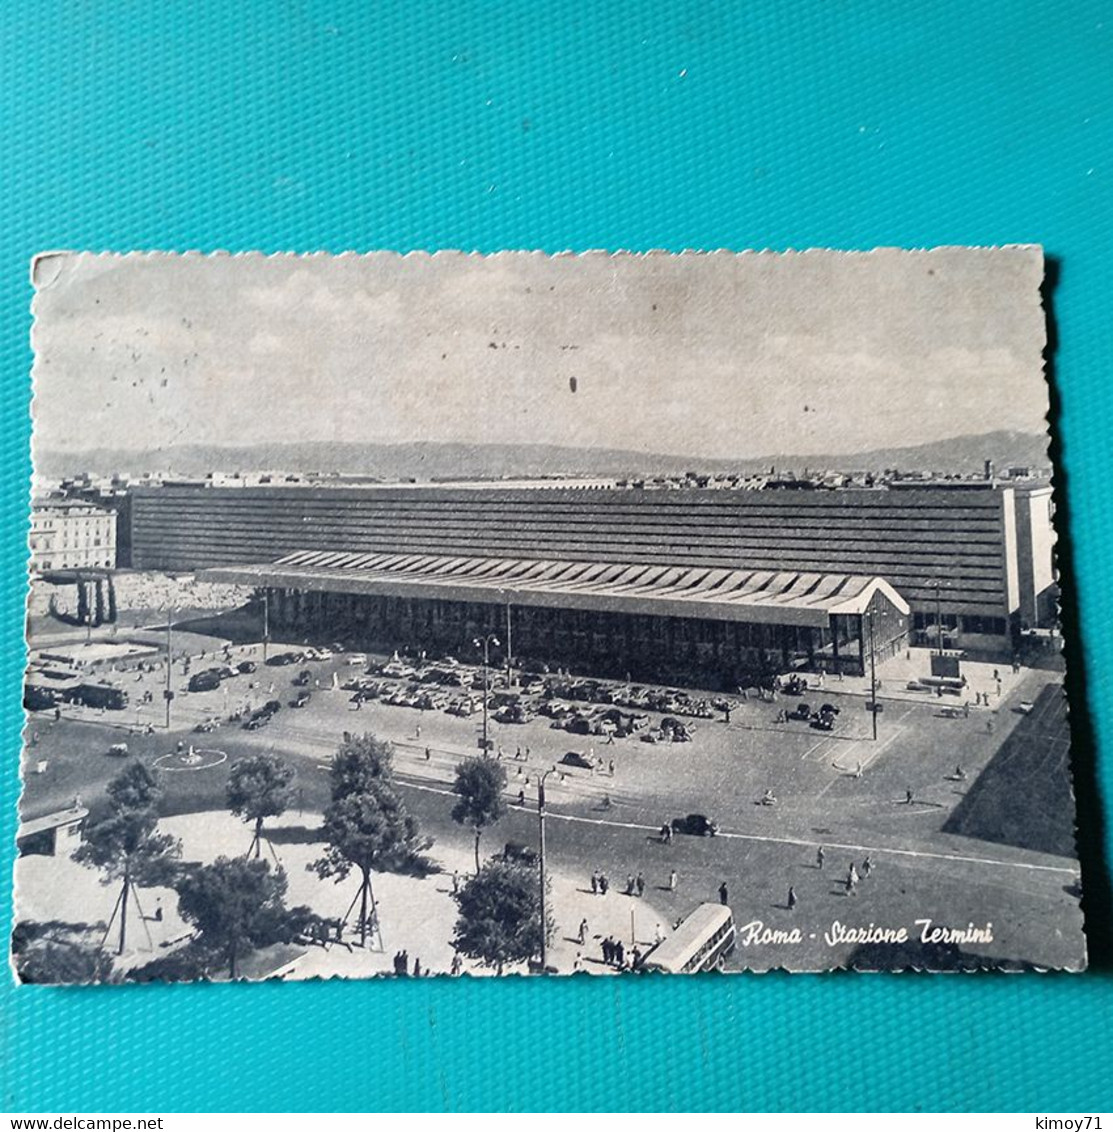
left=788, top=702, right=812, bottom=722
left=671, top=813, right=718, bottom=837
left=290, top=691, right=312, bottom=708
left=346, top=653, right=368, bottom=666
left=188, top=670, right=222, bottom=693
left=266, top=651, right=302, bottom=667
left=292, top=669, right=312, bottom=687
left=107, top=741, right=129, bottom=757
left=500, top=841, right=538, bottom=867
left=237, top=660, right=258, bottom=674
left=560, top=750, right=594, bottom=769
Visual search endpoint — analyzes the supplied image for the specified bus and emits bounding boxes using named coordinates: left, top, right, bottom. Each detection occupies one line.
left=639, top=903, right=736, bottom=974
left=72, top=682, right=129, bottom=711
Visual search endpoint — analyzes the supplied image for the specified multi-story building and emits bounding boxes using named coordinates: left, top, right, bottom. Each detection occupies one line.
left=121, top=479, right=1057, bottom=681
left=29, top=500, right=117, bottom=573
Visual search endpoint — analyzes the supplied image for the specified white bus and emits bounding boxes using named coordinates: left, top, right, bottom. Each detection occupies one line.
left=639, top=903, right=736, bottom=974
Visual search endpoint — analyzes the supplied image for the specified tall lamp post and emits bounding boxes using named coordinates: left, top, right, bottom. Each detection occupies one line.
left=537, top=767, right=555, bottom=972
left=261, top=589, right=270, bottom=663
left=474, top=633, right=499, bottom=751
left=164, top=607, right=175, bottom=730
left=929, top=579, right=944, bottom=655
left=866, top=608, right=878, bottom=741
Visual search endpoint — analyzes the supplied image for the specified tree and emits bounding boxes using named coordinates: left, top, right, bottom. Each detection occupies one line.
left=452, top=858, right=551, bottom=974
left=311, top=780, right=423, bottom=947
left=74, top=762, right=180, bottom=955
left=329, top=732, right=395, bottom=799
left=226, top=753, right=297, bottom=859
left=175, top=856, right=299, bottom=979
left=16, top=939, right=118, bottom=985
left=106, top=574, right=117, bottom=623
left=92, top=579, right=105, bottom=626
left=451, top=756, right=507, bottom=873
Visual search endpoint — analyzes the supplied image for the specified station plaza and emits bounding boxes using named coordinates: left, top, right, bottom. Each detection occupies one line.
left=16, top=568, right=1082, bottom=976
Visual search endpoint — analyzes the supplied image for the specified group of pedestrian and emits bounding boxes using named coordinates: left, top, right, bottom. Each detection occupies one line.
left=392, top=949, right=421, bottom=975
left=601, top=935, right=635, bottom=968
left=624, top=872, right=646, bottom=897
left=843, top=854, right=873, bottom=896
left=590, top=869, right=610, bottom=895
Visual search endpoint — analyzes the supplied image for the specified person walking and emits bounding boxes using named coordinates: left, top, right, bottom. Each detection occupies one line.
left=718, top=881, right=729, bottom=905
left=655, top=922, right=664, bottom=945
left=599, top=873, right=609, bottom=895
left=668, top=868, right=677, bottom=892
left=625, top=874, right=635, bottom=896
left=635, top=872, right=645, bottom=897
left=904, top=787, right=914, bottom=805
left=816, top=846, right=825, bottom=870
left=862, top=855, right=873, bottom=878
left=578, top=917, right=588, bottom=945
left=614, top=940, right=625, bottom=968
left=452, top=869, right=460, bottom=894
left=787, top=885, right=797, bottom=911
left=591, top=870, right=599, bottom=895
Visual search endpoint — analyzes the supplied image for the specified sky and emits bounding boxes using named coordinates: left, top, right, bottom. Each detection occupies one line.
left=30, top=247, right=1050, bottom=460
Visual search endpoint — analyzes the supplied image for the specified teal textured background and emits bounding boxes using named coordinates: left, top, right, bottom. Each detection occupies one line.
left=2, top=1, right=1111, bottom=1113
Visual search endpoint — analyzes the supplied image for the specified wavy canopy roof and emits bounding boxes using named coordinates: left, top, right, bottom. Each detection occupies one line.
left=202, top=549, right=910, bottom=628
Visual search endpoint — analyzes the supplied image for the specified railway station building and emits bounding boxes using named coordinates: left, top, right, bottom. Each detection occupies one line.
left=120, top=479, right=1056, bottom=684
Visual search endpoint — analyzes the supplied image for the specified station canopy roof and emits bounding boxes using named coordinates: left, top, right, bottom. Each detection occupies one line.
left=202, top=550, right=910, bottom=629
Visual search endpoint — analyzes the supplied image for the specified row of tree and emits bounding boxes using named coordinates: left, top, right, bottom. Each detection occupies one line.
left=15, top=735, right=549, bottom=983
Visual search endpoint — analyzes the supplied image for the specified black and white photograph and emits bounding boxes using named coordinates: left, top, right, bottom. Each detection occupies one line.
left=14, top=247, right=1084, bottom=982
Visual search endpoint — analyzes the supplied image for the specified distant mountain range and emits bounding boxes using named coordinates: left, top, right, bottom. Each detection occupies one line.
left=37, top=429, right=1051, bottom=482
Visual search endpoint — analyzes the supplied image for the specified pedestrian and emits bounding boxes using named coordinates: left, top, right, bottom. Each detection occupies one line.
left=452, top=869, right=460, bottom=894
left=573, top=952, right=583, bottom=972
left=154, top=899, right=163, bottom=922
left=608, top=758, right=615, bottom=775
left=904, top=788, right=914, bottom=805
left=578, top=917, right=588, bottom=944
left=625, top=874, right=635, bottom=896
left=787, top=885, right=797, bottom=911
left=668, top=868, right=677, bottom=891
left=816, top=846, right=825, bottom=870
left=986, top=717, right=995, bottom=734
left=719, top=881, right=729, bottom=905
left=599, top=873, right=609, bottom=895
left=849, top=863, right=859, bottom=887
left=413, top=956, right=422, bottom=977
left=516, top=745, right=522, bottom=759
left=518, top=788, right=525, bottom=806
left=602, top=937, right=613, bottom=964
left=862, top=855, right=873, bottom=878
left=415, top=724, right=422, bottom=740
left=424, top=746, right=431, bottom=761
left=655, top=923, right=664, bottom=945
left=591, top=870, right=599, bottom=895
left=615, top=940, right=625, bottom=968
left=963, top=701, right=970, bottom=718
left=631, top=946, right=642, bottom=969
left=451, top=953, right=463, bottom=976
left=635, top=872, right=645, bottom=897
left=853, top=760, right=863, bottom=779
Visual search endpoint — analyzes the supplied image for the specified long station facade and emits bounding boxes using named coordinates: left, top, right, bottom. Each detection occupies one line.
left=117, top=479, right=1057, bottom=686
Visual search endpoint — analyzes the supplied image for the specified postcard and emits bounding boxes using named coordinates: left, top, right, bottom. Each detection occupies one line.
left=13, top=247, right=1085, bottom=981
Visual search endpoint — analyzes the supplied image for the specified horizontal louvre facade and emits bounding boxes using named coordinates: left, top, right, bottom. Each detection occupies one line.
left=130, top=483, right=1016, bottom=620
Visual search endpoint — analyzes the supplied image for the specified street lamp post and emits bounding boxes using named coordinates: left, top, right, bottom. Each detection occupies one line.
left=164, top=611, right=174, bottom=730
left=262, top=589, right=270, bottom=663
left=867, top=609, right=878, bottom=741
left=473, top=633, right=499, bottom=751
left=538, top=767, right=555, bottom=972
